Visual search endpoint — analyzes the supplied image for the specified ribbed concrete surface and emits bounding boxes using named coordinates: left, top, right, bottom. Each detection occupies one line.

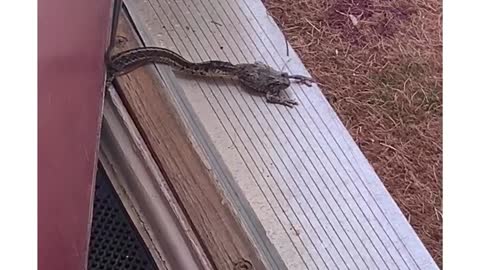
left=123, top=0, right=438, bottom=269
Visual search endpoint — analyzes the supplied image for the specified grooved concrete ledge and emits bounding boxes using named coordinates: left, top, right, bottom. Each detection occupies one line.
left=120, top=0, right=439, bottom=269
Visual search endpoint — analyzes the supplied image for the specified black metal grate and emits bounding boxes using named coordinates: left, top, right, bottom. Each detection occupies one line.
left=88, top=164, right=159, bottom=270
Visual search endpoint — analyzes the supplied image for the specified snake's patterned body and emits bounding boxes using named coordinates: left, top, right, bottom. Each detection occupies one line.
left=107, top=47, right=314, bottom=107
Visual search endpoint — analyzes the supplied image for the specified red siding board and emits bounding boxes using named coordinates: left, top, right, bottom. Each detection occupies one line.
left=38, top=0, right=112, bottom=269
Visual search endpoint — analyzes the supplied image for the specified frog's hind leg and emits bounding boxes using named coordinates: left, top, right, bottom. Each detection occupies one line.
left=265, top=91, right=298, bottom=108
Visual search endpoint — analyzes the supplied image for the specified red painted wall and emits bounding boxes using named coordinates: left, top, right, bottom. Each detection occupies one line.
left=38, top=0, right=112, bottom=269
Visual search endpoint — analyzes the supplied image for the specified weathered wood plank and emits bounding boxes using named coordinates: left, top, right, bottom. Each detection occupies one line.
left=110, top=11, right=267, bottom=270
left=100, top=86, right=213, bottom=270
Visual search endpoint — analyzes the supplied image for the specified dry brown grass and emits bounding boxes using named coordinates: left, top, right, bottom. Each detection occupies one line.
left=264, top=0, right=442, bottom=267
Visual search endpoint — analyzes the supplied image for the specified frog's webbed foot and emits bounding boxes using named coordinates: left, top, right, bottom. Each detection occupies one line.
left=285, top=74, right=316, bottom=87
left=265, top=92, right=299, bottom=108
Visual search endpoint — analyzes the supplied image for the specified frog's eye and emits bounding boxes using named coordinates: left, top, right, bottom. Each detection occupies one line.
left=280, top=72, right=289, bottom=77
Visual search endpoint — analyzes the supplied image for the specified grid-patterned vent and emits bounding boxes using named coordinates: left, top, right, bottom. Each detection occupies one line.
left=88, top=164, right=158, bottom=270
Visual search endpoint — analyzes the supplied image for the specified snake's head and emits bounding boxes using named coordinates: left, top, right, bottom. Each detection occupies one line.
left=237, top=62, right=291, bottom=91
